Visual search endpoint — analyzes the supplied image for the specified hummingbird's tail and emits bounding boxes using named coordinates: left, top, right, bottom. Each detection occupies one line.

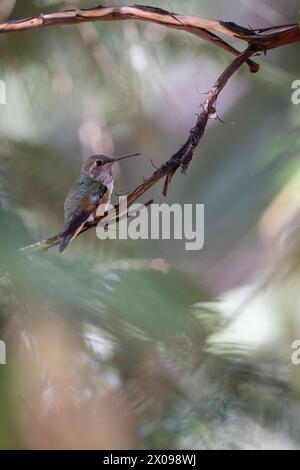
left=59, top=220, right=87, bottom=253
left=59, top=233, right=72, bottom=253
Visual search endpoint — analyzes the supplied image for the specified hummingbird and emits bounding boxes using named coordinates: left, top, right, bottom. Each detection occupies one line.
left=59, top=153, right=140, bottom=253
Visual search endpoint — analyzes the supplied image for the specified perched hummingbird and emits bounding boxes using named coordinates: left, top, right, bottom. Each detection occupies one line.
left=59, top=153, right=140, bottom=253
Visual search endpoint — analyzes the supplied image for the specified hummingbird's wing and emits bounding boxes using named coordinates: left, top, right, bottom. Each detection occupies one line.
left=59, top=180, right=107, bottom=253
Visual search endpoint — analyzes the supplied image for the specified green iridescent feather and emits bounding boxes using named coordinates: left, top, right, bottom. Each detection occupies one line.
left=64, top=173, right=107, bottom=229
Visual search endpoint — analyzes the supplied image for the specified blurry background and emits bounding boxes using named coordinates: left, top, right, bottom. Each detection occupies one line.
left=1, top=0, right=300, bottom=449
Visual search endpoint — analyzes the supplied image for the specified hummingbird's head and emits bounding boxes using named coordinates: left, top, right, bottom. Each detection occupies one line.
left=82, top=155, right=114, bottom=182
left=82, top=153, right=140, bottom=183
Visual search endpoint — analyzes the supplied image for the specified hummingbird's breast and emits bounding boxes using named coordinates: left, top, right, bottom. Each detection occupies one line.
left=95, top=179, right=114, bottom=217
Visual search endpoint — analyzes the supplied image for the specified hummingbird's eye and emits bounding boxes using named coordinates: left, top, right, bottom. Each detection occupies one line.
left=96, top=160, right=102, bottom=167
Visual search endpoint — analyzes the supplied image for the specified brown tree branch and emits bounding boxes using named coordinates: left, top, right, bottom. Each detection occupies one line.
left=1, top=4, right=298, bottom=48
left=0, top=4, right=262, bottom=73
left=20, top=46, right=257, bottom=254
left=0, top=5, right=299, bottom=63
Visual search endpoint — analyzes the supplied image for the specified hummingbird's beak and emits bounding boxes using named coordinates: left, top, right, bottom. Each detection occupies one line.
left=112, top=153, right=141, bottom=162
